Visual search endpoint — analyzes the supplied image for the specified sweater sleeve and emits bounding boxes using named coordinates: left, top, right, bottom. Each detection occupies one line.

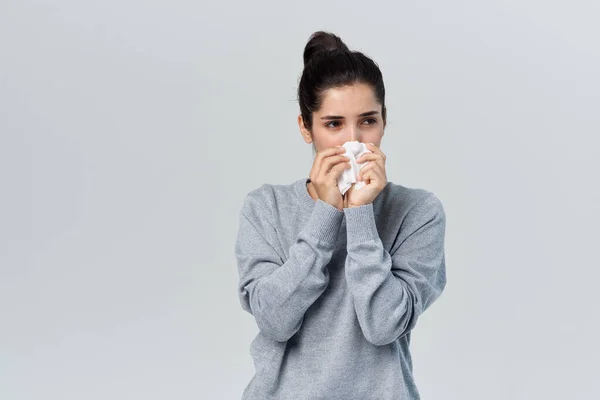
left=235, top=195, right=344, bottom=342
left=343, top=193, right=447, bottom=346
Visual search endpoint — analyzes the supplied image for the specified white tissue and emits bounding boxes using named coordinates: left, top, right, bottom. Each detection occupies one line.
left=337, top=141, right=372, bottom=195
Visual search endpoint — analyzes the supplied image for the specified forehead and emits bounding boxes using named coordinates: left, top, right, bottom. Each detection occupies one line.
left=318, top=83, right=378, bottom=114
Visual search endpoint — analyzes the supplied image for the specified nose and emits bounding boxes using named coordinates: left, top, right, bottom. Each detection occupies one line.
left=347, top=125, right=361, bottom=142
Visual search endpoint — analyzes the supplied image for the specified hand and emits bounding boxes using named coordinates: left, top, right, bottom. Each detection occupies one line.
left=309, top=146, right=352, bottom=211
left=344, top=142, right=388, bottom=208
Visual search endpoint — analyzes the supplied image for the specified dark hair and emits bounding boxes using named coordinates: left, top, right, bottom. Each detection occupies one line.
left=297, top=31, right=387, bottom=133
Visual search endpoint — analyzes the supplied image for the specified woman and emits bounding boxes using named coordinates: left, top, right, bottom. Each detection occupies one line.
left=235, top=31, right=447, bottom=400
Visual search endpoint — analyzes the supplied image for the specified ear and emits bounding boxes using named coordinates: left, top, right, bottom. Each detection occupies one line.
left=298, top=114, right=312, bottom=144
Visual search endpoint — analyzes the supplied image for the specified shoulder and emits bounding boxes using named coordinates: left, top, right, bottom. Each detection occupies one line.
left=239, top=180, right=296, bottom=220
left=383, top=183, right=446, bottom=252
left=384, top=181, right=445, bottom=221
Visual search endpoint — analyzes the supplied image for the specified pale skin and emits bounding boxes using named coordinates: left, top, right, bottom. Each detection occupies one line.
left=297, top=82, right=388, bottom=211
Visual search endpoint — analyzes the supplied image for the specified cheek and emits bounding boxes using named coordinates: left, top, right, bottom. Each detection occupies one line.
left=311, top=127, right=337, bottom=146
left=365, top=128, right=384, bottom=141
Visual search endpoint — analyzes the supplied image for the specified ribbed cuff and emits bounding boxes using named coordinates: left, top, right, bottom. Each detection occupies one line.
left=344, top=203, right=380, bottom=243
left=303, top=199, right=344, bottom=244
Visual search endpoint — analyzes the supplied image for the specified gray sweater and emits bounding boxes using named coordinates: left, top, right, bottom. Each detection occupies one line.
left=234, top=177, right=447, bottom=400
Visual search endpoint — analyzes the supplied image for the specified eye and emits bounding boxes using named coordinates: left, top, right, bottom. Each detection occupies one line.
left=325, top=120, right=342, bottom=128
left=363, top=118, right=377, bottom=125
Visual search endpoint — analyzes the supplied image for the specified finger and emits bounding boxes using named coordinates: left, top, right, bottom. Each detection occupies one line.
left=319, top=155, right=350, bottom=181
left=313, top=146, right=346, bottom=177
left=330, top=159, right=351, bottom=178
left=310, top=146, right=345, bottom=180
left=316, top=146, right=346, bottom=164
left=357, top=162, right=374, bottom=181
left=356, top=153, right=385, bottom=171
left=360, top=167, right=385, bottom=186
left=356, top=152, right=384, bottom=165
left=357, top=161, right=382, bottom=181
left=364, top=142, right=386, bottom=160
left=357, top=156, right=382, bottom=175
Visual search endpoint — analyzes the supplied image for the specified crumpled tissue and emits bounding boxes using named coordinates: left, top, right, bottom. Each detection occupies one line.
left=337, top=141, right=372, bottom=195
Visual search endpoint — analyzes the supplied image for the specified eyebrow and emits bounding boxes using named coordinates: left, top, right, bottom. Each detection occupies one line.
left=320, top=110, right=380, bottom=120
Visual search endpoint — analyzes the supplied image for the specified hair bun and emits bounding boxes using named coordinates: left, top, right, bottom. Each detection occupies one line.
left=303, top=31, right=349, bottom=67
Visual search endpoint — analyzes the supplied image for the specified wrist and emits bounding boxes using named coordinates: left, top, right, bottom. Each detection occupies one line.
left=346, top=202, right=365, bottom=208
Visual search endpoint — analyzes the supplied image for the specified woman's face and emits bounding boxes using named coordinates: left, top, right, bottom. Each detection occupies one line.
left=298, top=82, right=385, bottom=152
